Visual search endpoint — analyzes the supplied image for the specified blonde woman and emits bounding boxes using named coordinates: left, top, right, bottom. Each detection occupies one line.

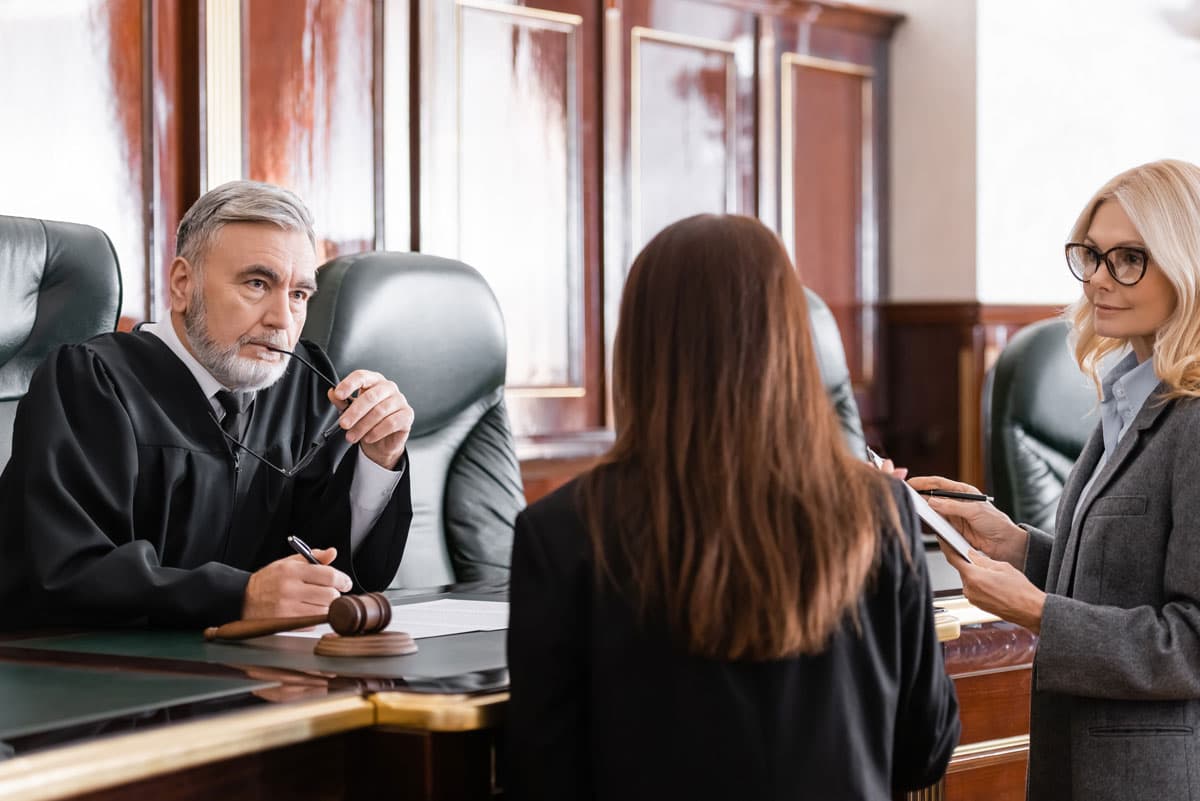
left=915, top=159, right=1200, bottom=801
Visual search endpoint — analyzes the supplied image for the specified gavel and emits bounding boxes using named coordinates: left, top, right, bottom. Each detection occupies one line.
left=204, top=592, right=392, bottom=641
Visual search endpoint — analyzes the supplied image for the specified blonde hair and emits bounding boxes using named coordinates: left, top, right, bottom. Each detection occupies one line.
left=1066, top=159, right=1200, bottom=398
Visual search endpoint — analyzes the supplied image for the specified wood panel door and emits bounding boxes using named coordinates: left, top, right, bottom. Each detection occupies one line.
left=765, top=8, right=898, bottom=442
left=603, top=0, right=757, bottom=353
left=242, top=0, right=379, bottom=261
left=419, top=0, right=603, bottom=438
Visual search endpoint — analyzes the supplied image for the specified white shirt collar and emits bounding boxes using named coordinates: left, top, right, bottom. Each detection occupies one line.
left=141, top=318, right=228, bottom=411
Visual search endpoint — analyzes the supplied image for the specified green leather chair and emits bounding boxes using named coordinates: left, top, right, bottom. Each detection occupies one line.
left=302, top=252, right=524, bottom=589
left=0, top=215, right=122, bottom=470
left=983, top=318, right=1095, bottom=531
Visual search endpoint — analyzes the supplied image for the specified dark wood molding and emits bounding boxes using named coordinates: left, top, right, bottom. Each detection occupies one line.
left=881, top=302, right=1064, bottom=485
left=883, top=301, right=1064, bottom=326
left=698, top=0, right=905, bottom=36
left=518, top=429, right=614, bottom=504
left=372, top=0, right=385, bottom=251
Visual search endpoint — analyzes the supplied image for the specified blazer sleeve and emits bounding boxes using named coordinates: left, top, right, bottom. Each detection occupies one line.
left=1034, top=430, right=1200, bottom=699
left=1021, top=524, right=1055, bottom=590
left=890, top=485, right=961, bottom=792
left=505, top=505, right=591, bottom=801
left=0, top=346, right=250, bottom=627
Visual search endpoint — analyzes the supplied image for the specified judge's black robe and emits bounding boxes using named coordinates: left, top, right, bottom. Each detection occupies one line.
left=0, top=331, right=412, bottom=628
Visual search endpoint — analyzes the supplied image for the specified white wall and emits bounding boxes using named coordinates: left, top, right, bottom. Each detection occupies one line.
left=882, top=0, right=979, bottom=301
left=976, top=0, right=1200, bottom=304
left=880, top=0, right=1200, bottom=304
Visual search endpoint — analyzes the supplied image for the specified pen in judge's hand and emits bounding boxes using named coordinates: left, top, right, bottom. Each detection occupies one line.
left=287, top=535, right=322, bottom=565
left=917, top=489, right=994, bottom=503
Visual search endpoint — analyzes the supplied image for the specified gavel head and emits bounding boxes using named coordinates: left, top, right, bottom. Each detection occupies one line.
left=327, top=592, right=392, bottom=636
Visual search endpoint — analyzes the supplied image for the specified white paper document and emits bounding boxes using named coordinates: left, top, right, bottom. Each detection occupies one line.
left=279, top=598, right=509, bottom=640
left=903, top=484, right=975, bottom=563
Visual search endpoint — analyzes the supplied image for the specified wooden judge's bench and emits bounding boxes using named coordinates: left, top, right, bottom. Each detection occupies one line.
left=912, top=599, right=1036, bottom=801
left=0, top=592, right=1033, bottom=801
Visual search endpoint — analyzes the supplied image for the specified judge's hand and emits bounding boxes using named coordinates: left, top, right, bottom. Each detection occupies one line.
left=909, top=475, right=1028, bottom=568
left=328, top=370, right=415, bottom=470
left=939, top=544, right=1046, bottom=634
left=243, top=547, right=353, bottom=620
left=877, top=457, right=908, bottom=480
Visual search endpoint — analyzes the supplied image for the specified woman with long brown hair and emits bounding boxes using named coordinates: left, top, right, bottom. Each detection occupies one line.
left=506, top=214, right=959, bottom=801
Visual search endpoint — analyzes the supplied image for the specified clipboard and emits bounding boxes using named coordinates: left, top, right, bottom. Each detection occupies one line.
left=902, top=483, right=974, bottom=563
left=864, top=447, right=974, bottom=562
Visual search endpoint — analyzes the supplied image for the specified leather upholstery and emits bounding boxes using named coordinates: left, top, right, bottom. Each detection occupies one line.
left=984, top=318, right=1095, bottom=530
left=303, top=252, right=524, bottom=589
left=806, top=288, right=867, bottom=457
left=0, top=215, right=122, bottom=470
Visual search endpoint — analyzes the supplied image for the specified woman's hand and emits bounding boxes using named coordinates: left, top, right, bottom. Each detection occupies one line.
left=909, top=475, right=1029, bottom=568
left=940, top=545, right=1046, bottom=634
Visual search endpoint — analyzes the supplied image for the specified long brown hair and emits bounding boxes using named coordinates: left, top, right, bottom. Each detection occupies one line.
left=580, top=214, right=899, bottom=661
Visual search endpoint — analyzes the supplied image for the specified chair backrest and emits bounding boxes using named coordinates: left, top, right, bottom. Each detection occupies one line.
left=0, top=215, right=122, bottom=470
left=984, top=318, right=1095, bottom=530
left=302, top=252, right=524, bottom=589
left=806, top=288, right=867, bottom=458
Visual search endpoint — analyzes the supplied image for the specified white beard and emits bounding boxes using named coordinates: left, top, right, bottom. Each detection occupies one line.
left=183, top=288, right=291, bottom=392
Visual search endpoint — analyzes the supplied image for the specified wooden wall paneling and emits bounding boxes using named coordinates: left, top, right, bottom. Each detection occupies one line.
left=150, top=1, right=202, bottom=321
left=767, top=10, right=898, bottom=449
left=242, top=0, right=377, bottom=260
left=602, top=0, right=757, bottom=349
left=783, top=57, right=871, bottom=376
left=419, top=0, right=603, bottom=440
left=0, top=0, right=151, bottom=326
left=381, top=0, right=411, bottom=251
left=608, top=0, right=756, bottom=270
left=882, top=303, right=1062, bottom=485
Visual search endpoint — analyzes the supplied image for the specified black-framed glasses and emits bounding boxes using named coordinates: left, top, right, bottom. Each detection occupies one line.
left=1065, top=243, right=1150, bottom=286
left=212, top=346, right=348, bottom=478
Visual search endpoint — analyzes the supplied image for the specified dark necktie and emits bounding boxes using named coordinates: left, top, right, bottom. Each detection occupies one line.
left=214, top=390, right=253, bottom=441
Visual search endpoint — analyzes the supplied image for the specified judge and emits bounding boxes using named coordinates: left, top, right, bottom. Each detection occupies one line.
left=0, top=181, right=414, bottom=628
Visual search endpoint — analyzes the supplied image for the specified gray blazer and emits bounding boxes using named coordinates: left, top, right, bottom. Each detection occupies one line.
left=1022, top=385, right=1200, bottom=801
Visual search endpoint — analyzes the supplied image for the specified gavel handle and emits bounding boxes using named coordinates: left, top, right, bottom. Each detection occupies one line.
left=204, top=614, right=329, bottom=641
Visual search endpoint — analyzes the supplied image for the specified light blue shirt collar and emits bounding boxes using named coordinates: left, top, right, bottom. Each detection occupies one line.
left=1098, top=350, right=1160, bottom=459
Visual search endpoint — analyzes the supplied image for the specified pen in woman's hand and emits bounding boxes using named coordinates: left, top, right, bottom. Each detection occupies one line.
left=917, top=489, right=994, bottom=503
left=287, top=535, right=322, bottom=565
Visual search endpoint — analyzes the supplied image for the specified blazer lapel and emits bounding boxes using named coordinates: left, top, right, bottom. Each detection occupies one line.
left=1054, top=381, right=1173, bottom=595
left=1048, top=426, right=1103, bottom=594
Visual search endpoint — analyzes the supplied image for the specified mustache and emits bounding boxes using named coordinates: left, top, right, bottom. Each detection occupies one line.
left=239, top=333, right=291, bottom=349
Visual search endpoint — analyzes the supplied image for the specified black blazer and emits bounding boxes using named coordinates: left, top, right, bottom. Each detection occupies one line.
left=506, top=477, right=959, bottom=801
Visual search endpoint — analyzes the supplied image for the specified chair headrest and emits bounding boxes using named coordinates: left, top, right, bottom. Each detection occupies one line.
left=805, top=288, right=852, bottom=393
left=0, top=215, right=122, bottom=400
left=991, top=318, right=1094, bottom=457
left=302, top=252, right=507, bottom=437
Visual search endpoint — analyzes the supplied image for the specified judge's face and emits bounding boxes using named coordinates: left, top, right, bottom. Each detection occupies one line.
left=170, top=222, right=318, bottom=391
left=1082, top=201, right=1177, bottom=363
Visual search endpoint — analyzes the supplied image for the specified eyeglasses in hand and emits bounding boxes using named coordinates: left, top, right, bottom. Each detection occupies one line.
left=212, top=345, right=352, bottom=478
left=1064, top=242, right=1150, bottom=286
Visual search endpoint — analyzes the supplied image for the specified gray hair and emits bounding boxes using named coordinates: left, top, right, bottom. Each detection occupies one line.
left=175, top=180, right=316, bottom=268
